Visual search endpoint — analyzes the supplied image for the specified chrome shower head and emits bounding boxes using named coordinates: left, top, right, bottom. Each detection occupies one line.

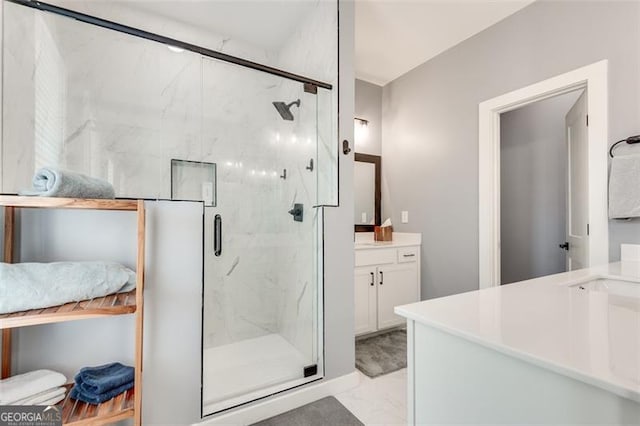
left=273, top=99, right=301, bottom=121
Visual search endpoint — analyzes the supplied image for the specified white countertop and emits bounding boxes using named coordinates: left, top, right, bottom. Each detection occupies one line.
left=395, top=262, right=640, bottom=403
left=354, top=232, right=421, bottom=249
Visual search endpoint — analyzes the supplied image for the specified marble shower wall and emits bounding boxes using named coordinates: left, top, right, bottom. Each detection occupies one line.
left=2, top=0, right=337, bottom=369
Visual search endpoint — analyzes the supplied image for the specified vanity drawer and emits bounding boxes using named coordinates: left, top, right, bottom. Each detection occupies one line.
left=355, top=248, right=396, bottom=267
left=398, top=247, right=418, bottom=263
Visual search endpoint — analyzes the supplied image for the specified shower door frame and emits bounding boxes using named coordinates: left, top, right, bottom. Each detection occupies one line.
left=201, top=209, right=327, bottom=416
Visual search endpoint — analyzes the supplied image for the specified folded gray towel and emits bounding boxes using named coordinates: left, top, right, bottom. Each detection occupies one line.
left=609, top=154, right=640, bottom=219
left=20, top=168, right=115, bottom=199
left=0, top=261, right=136, bottom=314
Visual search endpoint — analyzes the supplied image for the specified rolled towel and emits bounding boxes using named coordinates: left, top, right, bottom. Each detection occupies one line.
left=70, top=379, right=133, bottom=405
left=19, top=168, right=115, bottom=199
left=0, top=261, right=136, bottom=314
left=12, top=387, right=66, bottom=405
left=0, top=370, right=67, bottom=405
left=75, top=362, right=134, bottom=395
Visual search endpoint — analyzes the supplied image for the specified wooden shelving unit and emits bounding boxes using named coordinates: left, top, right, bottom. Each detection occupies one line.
left=0, top=290, right=137, bottom=329
left=59, top=383, right=135, bottom=425
left=0, top=195, right=145, bottom=426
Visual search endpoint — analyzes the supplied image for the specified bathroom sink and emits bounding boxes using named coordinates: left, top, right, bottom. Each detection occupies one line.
left=572, top=278, right=640, bottom=299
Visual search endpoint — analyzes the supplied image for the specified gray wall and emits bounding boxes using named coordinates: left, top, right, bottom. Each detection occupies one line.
left=354, top=79, right=382, bottom=156
left=324, top=0, right=355, bottom=381
left=382, top=0, right=640, bottom=300
left=500, top=91, right=581, bottom=285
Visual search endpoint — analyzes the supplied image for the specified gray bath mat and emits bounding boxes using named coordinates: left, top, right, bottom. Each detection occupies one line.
left=251, top=396, right=363, bottom=426
left=355, top=329, right=407, bottom=378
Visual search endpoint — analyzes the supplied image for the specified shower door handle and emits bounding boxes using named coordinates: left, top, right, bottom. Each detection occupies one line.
left=214, top=214, right=222, bottom=256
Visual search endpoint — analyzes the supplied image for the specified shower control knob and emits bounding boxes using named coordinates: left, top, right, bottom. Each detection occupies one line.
left=288, top=204, right=304, bottom=222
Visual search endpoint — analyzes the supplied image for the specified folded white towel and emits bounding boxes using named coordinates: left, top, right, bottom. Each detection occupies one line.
left=0, top=370, right=67, bottom=405
left=12, top=386, right=66, bottom=405
left=609, top=154, right=640, bottom=219
left=38, top=393, right=66, bottom=406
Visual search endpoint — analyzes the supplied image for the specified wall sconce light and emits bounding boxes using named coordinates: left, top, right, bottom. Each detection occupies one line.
left=354, top=117, right=369, bottom=144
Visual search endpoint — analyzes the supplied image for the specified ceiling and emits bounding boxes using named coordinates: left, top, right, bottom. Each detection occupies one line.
left=356, top=0, right=535, bottom=86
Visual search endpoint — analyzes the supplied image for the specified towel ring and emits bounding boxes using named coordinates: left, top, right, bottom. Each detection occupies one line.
left=610, top=135, right=640, bottom=158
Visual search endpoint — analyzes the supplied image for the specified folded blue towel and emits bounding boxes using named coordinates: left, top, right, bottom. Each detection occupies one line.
left=70, top=378, right=133, bottom=405
left=74, top=363, right=134, bottom=395
left=19, top=167, right=115, bottom=199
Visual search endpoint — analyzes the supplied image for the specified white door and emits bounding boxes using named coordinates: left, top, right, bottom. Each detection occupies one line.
left=354, top=266, right=377, bottom=335
left=565, top=91, right=589, bottom=270
left=377, top=263, right=419, bottom=329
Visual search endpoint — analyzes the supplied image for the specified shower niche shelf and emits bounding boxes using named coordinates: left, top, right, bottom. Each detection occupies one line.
left=0, top=195, right=145, bottom=426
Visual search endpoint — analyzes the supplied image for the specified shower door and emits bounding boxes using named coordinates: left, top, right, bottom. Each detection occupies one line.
left=200, top=58, right=323, bottom=415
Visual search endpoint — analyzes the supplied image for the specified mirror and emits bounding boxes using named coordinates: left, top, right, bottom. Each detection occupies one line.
left=354, top=153, right=381, bottom=232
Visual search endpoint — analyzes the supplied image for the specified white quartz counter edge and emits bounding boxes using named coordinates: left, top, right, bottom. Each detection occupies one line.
left=354, top=241, right=421, bottom=249
left=354, top=232, right=422, bottom=250
left=395, top=263, right=640, bottom=404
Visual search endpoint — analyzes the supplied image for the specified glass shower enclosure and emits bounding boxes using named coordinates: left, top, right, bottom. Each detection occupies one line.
left=1, top=0, right=337, bottom=416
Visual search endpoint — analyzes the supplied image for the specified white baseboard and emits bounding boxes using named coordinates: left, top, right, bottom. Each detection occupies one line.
left=194, top=371, right=360, bottom=426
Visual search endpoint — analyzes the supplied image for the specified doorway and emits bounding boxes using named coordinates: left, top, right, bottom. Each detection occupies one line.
left=500, top=90, right=584, bottom=285
left=478, top=60, right=609, bottom=289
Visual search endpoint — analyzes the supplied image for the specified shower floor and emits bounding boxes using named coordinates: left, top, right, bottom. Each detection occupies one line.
left=203, top=333, right=316, bottom=414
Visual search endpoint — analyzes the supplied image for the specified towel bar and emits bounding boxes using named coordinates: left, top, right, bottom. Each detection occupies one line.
left=609, top=135, right=640, bottom=158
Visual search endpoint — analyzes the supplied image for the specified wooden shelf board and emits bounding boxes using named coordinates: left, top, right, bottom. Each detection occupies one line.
left=0, top=196, right=139, bottom=211
left=0, top=290, right=137, bottom=329
left=59, top=383, right=135, bottom=426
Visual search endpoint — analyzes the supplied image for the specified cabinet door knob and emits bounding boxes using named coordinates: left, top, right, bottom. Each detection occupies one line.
left=370, top=272, right=374, bottom=286
left=379, top=271, right=384, bottom=285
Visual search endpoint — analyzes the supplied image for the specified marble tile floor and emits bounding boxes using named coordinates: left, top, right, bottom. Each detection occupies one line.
left=335, top=368, right=407, bottom=425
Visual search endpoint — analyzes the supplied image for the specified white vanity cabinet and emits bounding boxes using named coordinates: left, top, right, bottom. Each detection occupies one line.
left=354, top=234, right=421, bottom=336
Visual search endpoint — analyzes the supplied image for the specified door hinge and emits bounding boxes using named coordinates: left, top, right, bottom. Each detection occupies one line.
left=586, top=114, right=589, bottom=127
left=303, top=364, right=318, bottom=377
left=303, top=83, right=318, bottom=94
left=587, top=223, right=590, bottom=236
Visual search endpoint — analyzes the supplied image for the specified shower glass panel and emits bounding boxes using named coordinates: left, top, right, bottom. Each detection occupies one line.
left=2, top=1, right=202, bottom=198
left=2, top=0, right=331, bottom=416
left=317, top=87, right=339, bottom=206
left=201, top=57, right=322, bottom=414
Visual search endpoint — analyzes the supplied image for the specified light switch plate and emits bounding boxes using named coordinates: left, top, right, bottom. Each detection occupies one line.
left=401, top=211, right=409, bottom=223
left=361, top=212, right=367, bottom=223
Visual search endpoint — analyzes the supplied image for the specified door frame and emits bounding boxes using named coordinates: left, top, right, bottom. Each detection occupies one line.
left=478, top=60, right=609, bottom=289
